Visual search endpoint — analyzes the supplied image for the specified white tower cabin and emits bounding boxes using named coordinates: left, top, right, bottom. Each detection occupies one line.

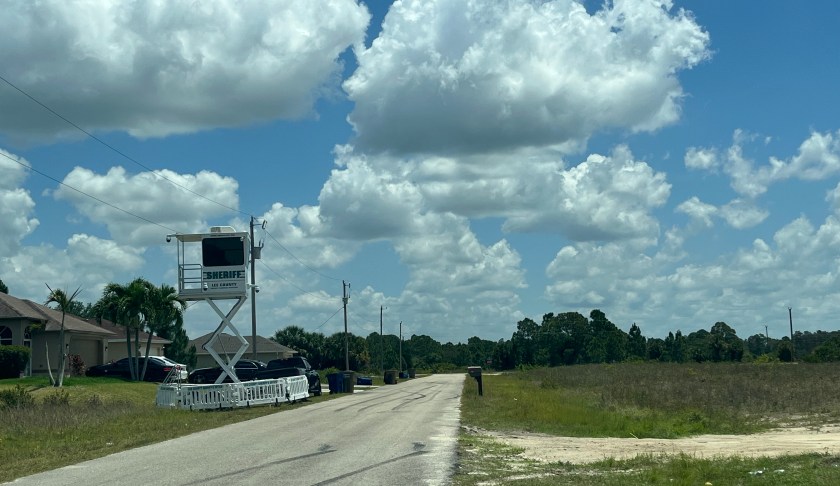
left=173, top=225, right=250, bottom=300
left=156, top=226, right=310, bottom=410
left=169, top=226, right=250, bottom=384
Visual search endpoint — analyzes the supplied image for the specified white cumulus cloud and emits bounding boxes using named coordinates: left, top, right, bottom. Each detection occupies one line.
left=345, top=0, right=710, bottom=155
left=0, top=0, right=370, bottom=140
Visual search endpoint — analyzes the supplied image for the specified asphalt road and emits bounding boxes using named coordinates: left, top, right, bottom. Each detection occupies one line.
left=6, top=373, right=465, bottom=486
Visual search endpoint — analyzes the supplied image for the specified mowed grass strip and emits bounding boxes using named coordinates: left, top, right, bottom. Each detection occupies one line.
left=462, top=362, right=840, bottom=439
left=0, top=376, right=325, bottom=483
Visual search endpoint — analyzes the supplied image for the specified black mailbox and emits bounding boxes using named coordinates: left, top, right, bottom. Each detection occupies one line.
left=467, top=366, right=483, bottom=396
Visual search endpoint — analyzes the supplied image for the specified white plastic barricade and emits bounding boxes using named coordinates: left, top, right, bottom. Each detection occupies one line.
left=238, top=379, right=286, bottom=407
left=180, top=383, right=239, bottom=410
left=155, top=384, right=181, bottom=408
left=284, top=375, right=309, bottom=402
left=155, top=377, right=311, bottom=409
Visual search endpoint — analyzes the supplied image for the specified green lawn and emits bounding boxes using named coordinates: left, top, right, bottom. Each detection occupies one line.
left=0, top=376, right=331, bottom=483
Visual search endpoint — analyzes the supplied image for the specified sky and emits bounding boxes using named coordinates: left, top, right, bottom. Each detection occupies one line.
left=2, top=0, right=840, bottom=345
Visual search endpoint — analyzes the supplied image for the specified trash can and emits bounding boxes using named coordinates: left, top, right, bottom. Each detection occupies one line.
left=384, top=369, right=398, bottom=385
left=356, top=376, right=373, bottom=386
left=327, top=372, right=343, bottom=394
left=408, top=368, right=416, bottom=379
left=341, top=371, right=355, bottom=394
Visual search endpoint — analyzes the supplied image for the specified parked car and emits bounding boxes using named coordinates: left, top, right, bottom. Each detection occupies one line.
left=188, top=359, right=267, bottom=384
left=86, top=356, right=188, bottom=382
left=259, top=357, right=322, bottom=396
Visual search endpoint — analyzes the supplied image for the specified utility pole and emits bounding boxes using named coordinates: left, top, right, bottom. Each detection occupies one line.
left=398, top=321, right=402, bottom=375
left=380, top=305, right=384, bottom=373
left=764, top=324, right=769, bottom=353
left=343, top=280, right=349, bottom=371
left=250, top=216, right=258, bottom=360
left=788, top=307, right=794, bottom=360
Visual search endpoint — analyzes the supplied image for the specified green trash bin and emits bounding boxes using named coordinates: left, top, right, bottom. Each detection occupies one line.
left=384, top=369, right=398, bottom=385
left=341, top=371, right=355, bottom=394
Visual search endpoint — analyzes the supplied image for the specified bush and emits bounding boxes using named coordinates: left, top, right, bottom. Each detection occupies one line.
left=68, top=354, right=86, bottom=376
left=0, top=384, right=34, bottom=409
left=0, top=345, right=30, bottom=379
left=43, top=389, right=71, bottom=407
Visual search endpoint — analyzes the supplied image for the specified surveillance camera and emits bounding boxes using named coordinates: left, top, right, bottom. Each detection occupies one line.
left=255, top=286, right=260, bottom=293
left=202, top=283, right=208, bottom=291
left=166, top=235, right=172, bottom=243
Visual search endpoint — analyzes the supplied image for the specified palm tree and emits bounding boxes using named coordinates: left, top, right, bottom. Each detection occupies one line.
left=95, top=279, right=150, bottom=381
left=45, top=284, right=82, bottom=387
left=139, top=283, right=185, bottom=381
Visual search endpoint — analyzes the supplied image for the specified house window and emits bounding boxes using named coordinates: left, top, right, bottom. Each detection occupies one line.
left=24, top=326, right=32, bottom=348
left=0, top=326, right=11, bottom=346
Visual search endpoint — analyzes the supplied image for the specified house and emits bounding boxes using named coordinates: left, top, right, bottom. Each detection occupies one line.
left=86, top=318, right=171, bottom=362
left=0, top=292, right=114, bottom=376
left=188, top=332, right=297, bottom=368
left=0, top=292, right=172, bottom=376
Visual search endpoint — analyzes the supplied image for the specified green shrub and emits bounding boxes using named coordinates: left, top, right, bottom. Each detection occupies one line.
left=0, top=345, right=30, bottom=379
left=0, top=384, right=35, bottom=409
left=43, top=389, right=71, bottom=407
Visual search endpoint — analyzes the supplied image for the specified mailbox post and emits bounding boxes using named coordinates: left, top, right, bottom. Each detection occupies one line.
left=467, top=366, right=483, bottom=396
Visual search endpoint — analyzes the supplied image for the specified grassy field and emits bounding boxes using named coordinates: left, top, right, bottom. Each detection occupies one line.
left=0, top=376, right=327, bottom=483
left=455, top=362, right=840, bottom=485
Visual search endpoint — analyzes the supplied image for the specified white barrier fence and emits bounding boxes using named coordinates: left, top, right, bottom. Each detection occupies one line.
left=156, top=376, right=310, bottom=410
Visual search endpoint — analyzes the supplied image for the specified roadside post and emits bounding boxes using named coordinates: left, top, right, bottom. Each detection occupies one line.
left=468, top=366, right=483, bottom=396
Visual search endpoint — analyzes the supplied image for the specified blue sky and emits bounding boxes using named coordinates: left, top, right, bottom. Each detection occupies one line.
left=2, top=0, right=840, bottom=344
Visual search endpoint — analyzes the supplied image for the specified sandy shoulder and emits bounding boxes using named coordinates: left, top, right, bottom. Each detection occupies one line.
left=473, top=424, right=840, bottom=464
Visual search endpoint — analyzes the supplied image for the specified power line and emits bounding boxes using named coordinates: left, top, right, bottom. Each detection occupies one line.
left=0, top=73, right=246, bottom=218
left=263, top=228, right=340, bottom=281
left=2, top=72, right=348, bottom=286
left=1, top=151, right=180, bottom=233
left=313, top=306, right=344, bottom=332
left=257, top=260, right=336, bottom=303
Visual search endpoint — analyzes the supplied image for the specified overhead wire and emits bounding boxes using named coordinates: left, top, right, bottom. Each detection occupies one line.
left=1, top=151, right=179, bottom=234
left=262, top=228, right=340, bottom=282
left=0, top=73, right=246, bottom=218
left=2, top=72, right=348, bottom=292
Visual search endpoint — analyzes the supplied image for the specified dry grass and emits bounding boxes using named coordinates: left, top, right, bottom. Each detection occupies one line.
left=462, top=362, right=840, bottom=439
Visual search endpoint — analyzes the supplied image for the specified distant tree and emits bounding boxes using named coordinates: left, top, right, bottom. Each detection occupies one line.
left=584, top=310, right=627, bottom=363
left=273, top=325, right=326, bottom=368
left=44, top=284, right=82, bottom=387
left=627, top=323, right=647, bottom=360
left=685, top=329, right=711, bottom=362
left=709, top=322, right=744, bottom=362
left=0, top=279, right=8, bottom=294
left=664, top=330, right=686, bottom=362
left=321, top=332, right=369, bottom=371
left=777, top=338, right=794, bottom=362
left=50, top=300, right=93, bottom=318
left=646, top=338, right=665, bottom=361
left=492, top=339, right=515, bottom=370
left=804, top=336, right=840, bottom=362
left=511, top=317, right=540, bottom=366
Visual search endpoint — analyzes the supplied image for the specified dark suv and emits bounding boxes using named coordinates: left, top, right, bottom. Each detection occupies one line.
left=261, top=357, right=322, bottom=396
left=187, top=359, right=267, bottom=384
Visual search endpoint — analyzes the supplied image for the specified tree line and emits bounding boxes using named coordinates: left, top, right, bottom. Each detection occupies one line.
left=271, top=309, right=840, bottom=373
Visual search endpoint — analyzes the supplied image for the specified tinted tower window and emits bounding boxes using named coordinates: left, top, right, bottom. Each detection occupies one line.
left=202, top=237, right=245, bottom=267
